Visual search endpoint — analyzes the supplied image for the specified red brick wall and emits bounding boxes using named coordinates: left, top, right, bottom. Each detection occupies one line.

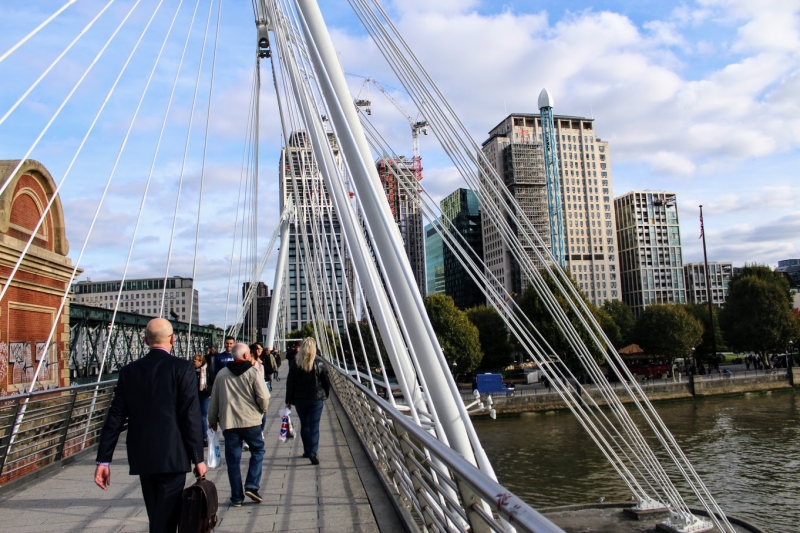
left=0, top=169, right=69, bottom=395
left=8, top=174, right=53, bottom=252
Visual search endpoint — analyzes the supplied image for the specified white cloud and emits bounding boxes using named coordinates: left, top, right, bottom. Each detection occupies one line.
left=4, top=0, right=800, bottom=325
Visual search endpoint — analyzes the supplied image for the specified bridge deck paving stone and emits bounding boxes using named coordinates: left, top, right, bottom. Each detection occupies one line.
left=0, top=365, right=390, bottom=533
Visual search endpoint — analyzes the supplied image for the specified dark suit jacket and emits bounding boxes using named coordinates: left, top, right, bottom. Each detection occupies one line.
left=96, top=349, right=204, bottom=475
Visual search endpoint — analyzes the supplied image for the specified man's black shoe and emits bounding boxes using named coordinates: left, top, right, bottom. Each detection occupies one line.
left=302, top=452, right=309, bottom=458
left=310, top=455, right=319, bottom=465
left=245, top=489, right=263, bottom=503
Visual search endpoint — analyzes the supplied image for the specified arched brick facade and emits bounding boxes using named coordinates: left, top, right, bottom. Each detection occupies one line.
left=0, top=160, right=78, bottom=394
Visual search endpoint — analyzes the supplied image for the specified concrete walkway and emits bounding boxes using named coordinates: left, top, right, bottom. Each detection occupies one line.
left=0, top=365, right=398, bottom=533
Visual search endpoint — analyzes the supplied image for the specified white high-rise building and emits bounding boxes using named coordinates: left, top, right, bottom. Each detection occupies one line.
left=614, top=191, right=686, bottom=315
left=683, top=262, right=732, bottom=305
left=72, top=276, right=199, bottom=324
left=280, top=131, right=347, bottom=333
left=480, top=113, right=621, bottom=305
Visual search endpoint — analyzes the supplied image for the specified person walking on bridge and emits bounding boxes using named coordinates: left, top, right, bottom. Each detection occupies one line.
left=94, top=318, right=207, bottom=533
left=285, top=337, right=330, bottom=465
left=208, top=343, right=270, bottom=506
left=212, top=335, right=235, bottom=376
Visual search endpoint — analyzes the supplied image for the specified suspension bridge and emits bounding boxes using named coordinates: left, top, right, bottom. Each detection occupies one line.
left=0, top=1, right=756, bottom=532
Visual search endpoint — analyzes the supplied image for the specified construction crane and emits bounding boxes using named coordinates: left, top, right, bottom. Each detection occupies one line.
left=354, top=77, right=428, bottom=181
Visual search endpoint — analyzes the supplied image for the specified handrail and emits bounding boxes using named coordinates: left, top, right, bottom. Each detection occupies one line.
left=0, top=380, right=117, bottom=404
left=328, top=361, right=565, bottom=533
left=0, top=380, right=118, bottom=484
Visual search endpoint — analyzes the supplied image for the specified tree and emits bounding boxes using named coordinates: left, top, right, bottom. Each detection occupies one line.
left=593, top=306, right=622, bottom=349
left=683, top=303, right=726, bottom=366
left=343, top=320, right=386, bottom=371
left=516, top=269, right=610, bottom=371
left=424, top=294, right=482, bottom=373
left=465, top=306, right=514, bottom=370
left=719, top=265, right=796, bottom=366
left=601, top=300, right=635, bottom=347
left=286, top=321, right=340, bottom=355
left=633, top=304, right=703, bottom=371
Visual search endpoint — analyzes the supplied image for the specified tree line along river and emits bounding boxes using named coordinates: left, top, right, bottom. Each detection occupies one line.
left=474, top=389, right=799, bottom=533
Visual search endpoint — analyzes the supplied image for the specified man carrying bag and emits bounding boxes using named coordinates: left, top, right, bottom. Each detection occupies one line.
left=95, top=318, right=207, bottom=533
left=208, top=343, right=270, bottom=507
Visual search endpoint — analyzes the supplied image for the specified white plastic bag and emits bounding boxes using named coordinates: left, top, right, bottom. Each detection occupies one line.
left=279, top=408, right=291, bottom=442
left=206, top=428, right=221, bottom=469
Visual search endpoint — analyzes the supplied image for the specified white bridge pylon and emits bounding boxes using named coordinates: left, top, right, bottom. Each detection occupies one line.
left=0, top=1, right=731, bottom=531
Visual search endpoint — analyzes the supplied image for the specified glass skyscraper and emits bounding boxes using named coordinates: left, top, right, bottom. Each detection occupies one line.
left=440, top=189, right=484, bottom=309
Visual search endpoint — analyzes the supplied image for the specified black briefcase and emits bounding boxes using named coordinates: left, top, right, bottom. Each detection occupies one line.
left=179, top=475, right=218, bottom=533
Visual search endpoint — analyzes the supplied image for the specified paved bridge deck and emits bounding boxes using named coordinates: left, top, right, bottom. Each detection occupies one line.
left=0, top=367, right=401, bottom=533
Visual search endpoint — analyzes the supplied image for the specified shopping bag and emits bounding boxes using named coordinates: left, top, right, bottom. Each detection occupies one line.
left=279, top=408, right=290, bottom=442
left=287, top=414, right=295, bottom=439
left=206, top=428, right=221, bottom=469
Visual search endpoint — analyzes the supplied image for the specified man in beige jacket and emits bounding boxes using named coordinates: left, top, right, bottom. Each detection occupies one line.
left=208, top=343, right=270, bottom=507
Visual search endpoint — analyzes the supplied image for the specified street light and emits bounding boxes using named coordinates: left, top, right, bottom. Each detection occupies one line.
left=789, top=340, right=794, bottom=373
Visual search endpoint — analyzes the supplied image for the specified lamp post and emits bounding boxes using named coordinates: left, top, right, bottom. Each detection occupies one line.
left=789, top=340, right=794, bottom=374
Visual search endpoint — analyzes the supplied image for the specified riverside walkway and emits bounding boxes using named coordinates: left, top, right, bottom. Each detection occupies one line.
left=0, top=366, right=402, bottom=533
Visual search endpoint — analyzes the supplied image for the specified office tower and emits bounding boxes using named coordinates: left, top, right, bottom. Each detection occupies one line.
left=72, top=276, right=200, bottom=324
left=776, top=259, right=800, bottom=288
left=425, top=221, right=445, bottom=295
left=683, top=262, right=732, bottom=305
left=242, top=282, right=271, bottom=343
left=280, top=131, right=346, bottom=333
left=480, top=116, right=549, bottom=298
left=480, top=113, right=620, bottom=305
left=440, top=189, right=484, bottom=309
left=614, top=191, right=686, bottom=315
left=376, top=157, right=426, bottom=296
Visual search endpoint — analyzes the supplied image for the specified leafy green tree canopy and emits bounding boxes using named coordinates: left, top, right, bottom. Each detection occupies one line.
left=516, top=269, right=609, bottom=370
left=424, top=294, right=482, bottom=373
left=286, top=321, right=340, bottom=355
left=719, top=267, right=795, bottom=360
left=633, top=304, right=703, bottom=369
left=682, top=303, right=726, bottom=364
left=601, top=299, right=635, bottom=347
left=465, top=306, right=513, bottom=370
left=344, top=320, right=387, bottom=371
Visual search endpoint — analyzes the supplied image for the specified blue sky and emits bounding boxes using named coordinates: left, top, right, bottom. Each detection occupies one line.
left=1, top=0, right=799, bottom=326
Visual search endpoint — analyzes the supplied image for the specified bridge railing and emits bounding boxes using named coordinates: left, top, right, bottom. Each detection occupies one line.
left=329, top=364, right=564, bottom=533
left=0, top=381, right=117, bottom=485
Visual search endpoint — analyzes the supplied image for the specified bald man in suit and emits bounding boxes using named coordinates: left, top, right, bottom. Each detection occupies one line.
left=95, top=318, right=208, bottom=533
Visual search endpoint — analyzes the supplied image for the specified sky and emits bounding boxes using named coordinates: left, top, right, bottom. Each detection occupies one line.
left=0, top=0, right=799, bottom=327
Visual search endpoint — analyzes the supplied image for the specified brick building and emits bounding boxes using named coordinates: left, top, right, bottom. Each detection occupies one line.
left=0, top=160, right=78, bottom=394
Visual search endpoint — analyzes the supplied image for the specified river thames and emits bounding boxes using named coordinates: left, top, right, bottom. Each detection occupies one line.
left=474, top=389, right=799, bottom=533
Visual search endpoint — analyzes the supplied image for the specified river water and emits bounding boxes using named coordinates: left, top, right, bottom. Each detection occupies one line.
left=474, top=389, right=800, bottom=533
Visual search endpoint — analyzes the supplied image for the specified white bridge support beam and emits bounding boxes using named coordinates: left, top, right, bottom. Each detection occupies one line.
left=294, top=0, right=498, bottom=492
left=266, top=207, right=291, bottom=351
left=278, top=15, right=426, bottom=419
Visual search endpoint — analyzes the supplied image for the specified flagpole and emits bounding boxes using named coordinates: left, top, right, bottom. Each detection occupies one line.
left=699, top=205, right=717, bottom=369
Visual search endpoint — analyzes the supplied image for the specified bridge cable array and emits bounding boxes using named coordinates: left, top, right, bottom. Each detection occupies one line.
left=0, top=1, right=732, bottom=531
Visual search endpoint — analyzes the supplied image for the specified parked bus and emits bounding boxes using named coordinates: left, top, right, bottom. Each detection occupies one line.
left=620, top=355, right=669, bottom=379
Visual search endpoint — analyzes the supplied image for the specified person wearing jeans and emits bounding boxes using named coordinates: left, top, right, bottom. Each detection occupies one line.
left=293, top=399, right=324, bottom=459
left=222, top=426, right=265, bottom=504
left=193, top=354, right=212, bottom=445
left=208, top=343, right=270, bottom=506
left=285, top=337, right=330, bottom=465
